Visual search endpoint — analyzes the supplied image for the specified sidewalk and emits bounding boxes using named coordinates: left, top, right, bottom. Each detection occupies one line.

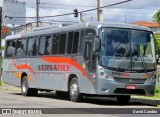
left=0, top=83, right=21, bottom=91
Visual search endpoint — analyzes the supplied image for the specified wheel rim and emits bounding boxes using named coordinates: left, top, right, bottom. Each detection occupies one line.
left=70, top=82, right=78, bottom=99
left=22, top=79, right=27, bottom=93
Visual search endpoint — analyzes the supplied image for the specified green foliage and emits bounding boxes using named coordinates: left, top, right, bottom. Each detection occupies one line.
left=153, top=9, right=160, bottom=58
left=155, top=34, right=160, bottom=53
left=0, top=46, right=4, bottom=50
left=153, top=9, right=160, bottom=24
left=154, top=34, right=160, bottom=63
left=155, top=86, right=160, bottom=94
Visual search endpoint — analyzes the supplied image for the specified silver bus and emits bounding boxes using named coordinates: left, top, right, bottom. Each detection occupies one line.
left=2, top=22, right=157, bottom=104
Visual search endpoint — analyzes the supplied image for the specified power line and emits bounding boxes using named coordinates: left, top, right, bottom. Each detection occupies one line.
left=40, top=3, right=96, bottom=8
left=3, top=9, right=156, bottom=16
left=5, top=0, right=133, bottom=19
left=39, top=6, right=74, bottom=10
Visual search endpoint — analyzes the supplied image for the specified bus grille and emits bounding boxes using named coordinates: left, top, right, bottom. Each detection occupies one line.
left=114, top=88, right=145, bottom=95
left=114, top=78, right=147, bottom=84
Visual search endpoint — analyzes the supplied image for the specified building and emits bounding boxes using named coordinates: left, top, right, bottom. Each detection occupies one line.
left=132, top=21, right=160, bottom=34
left=1, top=26, right=11, bottom=39
left=0, top=0, right=26, bottom=25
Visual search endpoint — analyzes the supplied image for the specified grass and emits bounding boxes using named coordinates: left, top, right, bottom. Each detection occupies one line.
left=155, top=86, right=160, bottom=94
left=0, top=82, right=4, bottom=85
left=157, top=105, right=160, bottom=108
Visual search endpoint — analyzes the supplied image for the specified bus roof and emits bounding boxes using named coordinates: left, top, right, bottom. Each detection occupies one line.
left=5, top=22, right=151, bottom=40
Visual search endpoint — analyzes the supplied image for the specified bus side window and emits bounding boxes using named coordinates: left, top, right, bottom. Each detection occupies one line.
left=79, top=30, right=85, bottom=54
left=6, top=41, right=11, bottom=57
left=84, top=41, right=91, bottom=61
left=39, top=36, right=52, bottom=55
left=27, top=37, right=38, bottom=56
left=72, top=32, right=79, bottom=54
left=67, top=31, right=79, bottom=54
left=58, top=34, right=67, bottom=54
left=6, top=40, right=16, bottom=58
left=67, top=32, right=73, bottom=54
left=52, top=34, right=59, bottom=55
left=16, top=39, right=26, bottom=57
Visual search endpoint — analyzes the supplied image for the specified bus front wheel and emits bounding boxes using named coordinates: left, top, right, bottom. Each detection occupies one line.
left=69, top=77, right=83, bottom=102
left=21, top=76, right=38, bottom=96
left=117, top=95, right=130, bottom=105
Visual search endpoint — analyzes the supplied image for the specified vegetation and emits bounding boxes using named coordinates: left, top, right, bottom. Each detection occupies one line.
left=153, top=9, right=160, bottom=63
left=0, top=46, right=4, bottom=50
left=155, top=34, right=160, bottom=63
left=153, top=9, right=160, bottom=23
left=155, top=86, right=160, bottom=94
left=0, top=82, right=4, bottom=85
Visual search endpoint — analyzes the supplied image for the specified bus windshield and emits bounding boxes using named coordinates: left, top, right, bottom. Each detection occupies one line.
left=99, top=28, right=156, bottom=72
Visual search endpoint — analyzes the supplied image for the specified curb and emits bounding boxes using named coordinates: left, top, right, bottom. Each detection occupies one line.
left=0, top=84, right=21, bottom=91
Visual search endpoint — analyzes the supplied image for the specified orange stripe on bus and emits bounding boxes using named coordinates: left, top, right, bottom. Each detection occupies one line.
left=40, top=57, right=88, bottom=78
left=12, top=59, right=37, bottom=78
left=10, top=66, right=33, bottom=82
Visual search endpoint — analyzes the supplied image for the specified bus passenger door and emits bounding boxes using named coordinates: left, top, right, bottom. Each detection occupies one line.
left=84, top=40, right=95, bottom=72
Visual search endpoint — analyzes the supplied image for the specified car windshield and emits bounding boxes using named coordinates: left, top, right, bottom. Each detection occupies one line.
left=99, top=28, right=156, bottom=72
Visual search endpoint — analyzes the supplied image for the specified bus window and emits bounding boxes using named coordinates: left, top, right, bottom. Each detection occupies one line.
left=67, top=31, right=79, bottom=54
left=6, top=40, right=16, bottom=58
left=39, top=36, right=52, bottom=55
left=84, top=41, right=91, bottom=61
left=16, top=39, right=26, bottom=57
left=79, top=30, right=85, bottom=54
left=72, top=32, right=79, bottom=54
left=67, top=32, right=73, bottom=54
left=52, top=34, right=59, bottom=55
left=27, top=37, right=38, bottom=56
left=58, top=34, right=67, bottom=54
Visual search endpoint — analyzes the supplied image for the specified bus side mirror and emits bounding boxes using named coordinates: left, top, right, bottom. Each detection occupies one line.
left=93, top=36, right=100, bottom=55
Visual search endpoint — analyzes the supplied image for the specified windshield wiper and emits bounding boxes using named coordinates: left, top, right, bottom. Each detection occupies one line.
left=116, top=50, right=129, bottom=70
left=139, top=54, right=147, bottom=73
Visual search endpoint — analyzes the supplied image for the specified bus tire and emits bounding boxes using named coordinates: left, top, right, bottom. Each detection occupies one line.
left=117, top=95, right=130, bottom=105
left=21, top=76, right=38, bottom=96
left=69, top=77, right=83, bottom=102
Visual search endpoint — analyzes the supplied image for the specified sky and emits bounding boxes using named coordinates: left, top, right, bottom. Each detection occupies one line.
left=5, top=0, right=160, bottom=24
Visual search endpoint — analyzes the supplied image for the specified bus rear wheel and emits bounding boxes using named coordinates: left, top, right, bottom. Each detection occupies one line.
left=117, top=95, right=130, bottom=105
left=21, top=76, right=38, bottom=96
left=69, top=77, right=83, bottom=102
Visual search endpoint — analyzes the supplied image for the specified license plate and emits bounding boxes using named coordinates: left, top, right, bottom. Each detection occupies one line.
left=125, top=85, right=136, bottom=89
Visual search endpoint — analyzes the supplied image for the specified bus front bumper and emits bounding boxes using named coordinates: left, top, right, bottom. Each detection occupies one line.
left=95, top=78, right=156, bottom=96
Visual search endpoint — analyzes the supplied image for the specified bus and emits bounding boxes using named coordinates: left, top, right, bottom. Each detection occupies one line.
left=2, top=22, right=156, bottom=104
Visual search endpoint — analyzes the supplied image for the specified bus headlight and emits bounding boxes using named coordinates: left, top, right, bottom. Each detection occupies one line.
left=105, top=74, right=115, bottom=81
left=99, top=72, right=114, bottom=81
left=146, top=76, right=156, bottom=83
left=100, top=72, right=105, bottom=76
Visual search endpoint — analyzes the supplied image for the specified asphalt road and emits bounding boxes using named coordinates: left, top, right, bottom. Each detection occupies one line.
left=0, top=84, right=160, bottom=117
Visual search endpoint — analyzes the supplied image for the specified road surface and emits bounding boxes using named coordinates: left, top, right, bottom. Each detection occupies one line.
left=0, top=84, right=159, bottom=117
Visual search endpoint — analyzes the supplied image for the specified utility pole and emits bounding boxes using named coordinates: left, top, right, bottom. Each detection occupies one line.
left=0, top=7, right=2, bottom=85
left=97, top=0, right=103, bottom=22
left=79, top=12, right=83, bottom=23
left=36, top=0, right=40, bottom=27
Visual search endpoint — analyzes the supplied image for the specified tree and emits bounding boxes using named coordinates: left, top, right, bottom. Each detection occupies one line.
left=155, top=34, right=160, bottom=63
left=153, top=9, right=160, bottom=23
left=153, top=9, right=160, bottom=63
